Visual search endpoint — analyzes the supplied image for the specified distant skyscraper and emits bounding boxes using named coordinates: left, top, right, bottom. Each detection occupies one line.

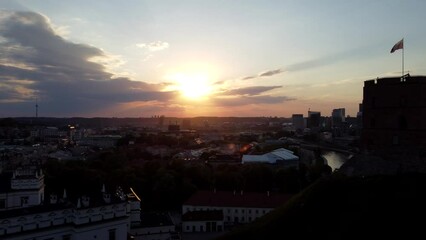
left=362, top=76, right=426, bottom=149
left=331, top=108, right=345, bottom=127
left=307, top=111, right=321, bottom=129
left=292, top=114, right=304, bottom=131
left=357, top=103, right=363, bottom=128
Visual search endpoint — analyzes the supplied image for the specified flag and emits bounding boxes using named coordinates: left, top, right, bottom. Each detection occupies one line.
left=390, top=39, right=403, bottom=53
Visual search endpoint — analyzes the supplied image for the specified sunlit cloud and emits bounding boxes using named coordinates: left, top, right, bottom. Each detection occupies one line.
left=136, top=41, right=169, bottom=51
left=259, top=69, right=283, bottom=77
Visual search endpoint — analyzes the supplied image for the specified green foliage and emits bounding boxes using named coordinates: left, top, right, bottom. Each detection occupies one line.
left=43, top=148, right=318, bottom=211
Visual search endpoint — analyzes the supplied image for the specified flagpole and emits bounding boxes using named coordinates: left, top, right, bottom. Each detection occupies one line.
left=402, top=38, right=404, bottom=78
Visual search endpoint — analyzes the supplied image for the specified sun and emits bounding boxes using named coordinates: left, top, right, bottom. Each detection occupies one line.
left=172, top=73, right=213, bottom=99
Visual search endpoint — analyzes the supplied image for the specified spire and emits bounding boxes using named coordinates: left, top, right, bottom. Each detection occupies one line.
left=101, top=184, right=106, bottom=193
left=63, top=189, right=67, bottom=199
left=77, top=198, right=81, bottom=208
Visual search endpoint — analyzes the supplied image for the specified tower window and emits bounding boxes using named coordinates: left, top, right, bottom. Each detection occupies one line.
left=399, top=115, right=407, bottom=129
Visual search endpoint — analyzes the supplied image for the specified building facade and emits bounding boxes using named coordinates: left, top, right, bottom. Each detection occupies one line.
left=362, top=76, right=426, bottom=150
left=182, top=191, right=292, bottom=233
left=0, top=166, right=140, bottom=240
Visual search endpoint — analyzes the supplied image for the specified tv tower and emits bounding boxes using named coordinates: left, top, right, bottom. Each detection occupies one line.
left=35, top=98, right=38, bottom=118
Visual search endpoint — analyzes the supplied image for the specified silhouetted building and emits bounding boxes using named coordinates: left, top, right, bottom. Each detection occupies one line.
left=292, top=114, right=304, bottom=131
left=307, top=111, right=321, bottom=129
left=168, top=124, right=180, bottom=132
left=362, top=76, right=426, bottom=150
left=357, top=103, right=363, bottom=128
left=331, top=108, right=345, bottom=127
left=182, top=118, right=191, bottom=130
left=182, top=190, right=293, bottom=232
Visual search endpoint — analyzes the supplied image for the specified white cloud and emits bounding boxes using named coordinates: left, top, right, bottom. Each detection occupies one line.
left=136, top=41, right=169, bottom=51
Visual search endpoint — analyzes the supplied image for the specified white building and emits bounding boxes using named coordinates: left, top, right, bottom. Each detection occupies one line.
left=0, top=167, right=141, bottom=240
left=242, top=148, right=299, bottom=167
left=182, top=190, right=293, bottom=233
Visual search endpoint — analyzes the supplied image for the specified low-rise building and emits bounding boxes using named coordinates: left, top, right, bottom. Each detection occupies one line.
left=242, top=148, right=299, bottom=167
left=182, top=190, right=293, bottom=233
left=0, top=166, right=141, bottom=240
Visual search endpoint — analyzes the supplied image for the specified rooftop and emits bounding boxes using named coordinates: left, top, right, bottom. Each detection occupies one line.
left=184, top=191, right=293, bottom=209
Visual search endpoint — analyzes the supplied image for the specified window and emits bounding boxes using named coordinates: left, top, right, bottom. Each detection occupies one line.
left=248, top=209, right=251, bottom=214
left=200, top=226, right=204, bottom=232
left=62, top=234, right=71, bottom=240
left=242, top=209, right=245, bottom=213
left=0, top=199, right=5, bottom=209
left=235, top=209, right=238, bottom=213
left=108, top=229, right=116, bottom=240
left=255, top=210, right=258, bottom=214
left=20, top=197, right=29, bottom=206
left=227, top=209, right=230, bottom=213
left=186, top=226, right=189, bottom=231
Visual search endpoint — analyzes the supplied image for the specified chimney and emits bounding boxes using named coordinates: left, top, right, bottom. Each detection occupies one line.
left=77, top=198, right=81, bottom=208
left=101, top=184, right=106, bottom=193
left=267, top=191, right=270, bottom=197
left=81, top=196, right=90, bottom=207
left=50, top=194, right=57, bottom=204
left=233, top=190, right=236, bottom=195
left=213, top=188, right=216, bottom=193
left=103, top=193, right=111, bottom=204
left=240, top=190, right=243, bottom=195
left=63, top=189, right=67, bottom=199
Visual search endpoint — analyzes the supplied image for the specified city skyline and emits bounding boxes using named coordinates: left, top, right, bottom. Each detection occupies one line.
left=1, top=0, right=426, bottom=117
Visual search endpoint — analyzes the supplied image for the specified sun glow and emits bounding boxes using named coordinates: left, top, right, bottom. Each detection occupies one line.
left=170, top=73, right=213, bottom=99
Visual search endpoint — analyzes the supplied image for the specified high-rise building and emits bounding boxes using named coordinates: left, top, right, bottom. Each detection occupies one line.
left=362, top=76, right=426, bottom=150
left=292, top=114, right=305, bottom=131
left=331, top=108, right=345, bottom=127
left=307, top=111, right=321, bottom=129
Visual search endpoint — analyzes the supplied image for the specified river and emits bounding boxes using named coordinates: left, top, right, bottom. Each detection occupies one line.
left=321, top=151, right=349, bottom=171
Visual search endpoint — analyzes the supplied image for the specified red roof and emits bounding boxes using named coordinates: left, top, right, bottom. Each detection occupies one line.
left=183, top=191, right=293, bottom=209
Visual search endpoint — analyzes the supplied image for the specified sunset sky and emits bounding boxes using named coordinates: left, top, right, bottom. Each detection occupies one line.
left=1, top=0, right=425, bottom=118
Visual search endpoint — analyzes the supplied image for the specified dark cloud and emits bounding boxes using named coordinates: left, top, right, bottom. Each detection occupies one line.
left=259, top=69, right=283, bottom=77
left=222, top=86, right=282, bottom=96
left=242, top=75, right=256, bottom=80
left=0, top=11, right=175, bottom=116
left=212, top=95, right=294, bottom=107
left=213, top=85, right=290, bottom=106
left=241, top=68, right=284, bottom=80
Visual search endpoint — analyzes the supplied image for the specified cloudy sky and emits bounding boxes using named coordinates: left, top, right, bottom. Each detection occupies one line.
left=1, top=0, right=425, bottom=117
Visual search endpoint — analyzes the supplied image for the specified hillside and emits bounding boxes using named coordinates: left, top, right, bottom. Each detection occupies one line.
left=217, top=173, right=426, bottom=239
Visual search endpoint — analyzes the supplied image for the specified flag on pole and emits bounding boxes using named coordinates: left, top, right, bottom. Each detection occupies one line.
left=390, top=39, right=404, bottom=53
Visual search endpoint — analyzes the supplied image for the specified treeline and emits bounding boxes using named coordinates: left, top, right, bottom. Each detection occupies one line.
left=43, top=148, right=331, bottom=210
